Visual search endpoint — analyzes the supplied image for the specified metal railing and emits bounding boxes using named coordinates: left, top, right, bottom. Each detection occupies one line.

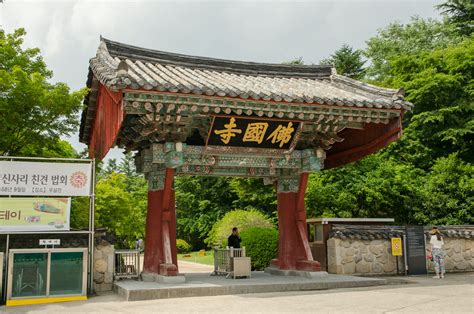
left=114, top=250, right=140, bottom=280
left=212, top=247, right=246, bottom=276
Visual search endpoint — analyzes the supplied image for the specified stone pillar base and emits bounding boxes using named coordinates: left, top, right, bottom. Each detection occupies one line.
left=159, top=263, right=178, bottom=276
left=264, top=266, right=328, bottom=279
left=271, top=259, right=321, bottom=272
left=141, top=272, right=185, bottom=284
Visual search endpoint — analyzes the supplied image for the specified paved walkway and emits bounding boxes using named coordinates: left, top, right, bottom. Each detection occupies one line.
left=2, top=272, right=473, bottom=313
left=177, top=260, right=214, bottom=273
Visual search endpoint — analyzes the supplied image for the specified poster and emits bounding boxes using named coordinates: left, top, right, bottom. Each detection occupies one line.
left=0, top=161, right=92, bottom=196
left=0, top=198, right=71, bottom=231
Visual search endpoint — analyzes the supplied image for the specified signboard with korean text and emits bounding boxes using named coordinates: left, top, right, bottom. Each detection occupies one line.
left=0, top=198, right=70, bottom=231
left=207, top=116, right=301, bottom=150
left=0, top=161, right=92, bottom=196
left=391, top=238, right=403, bottom=256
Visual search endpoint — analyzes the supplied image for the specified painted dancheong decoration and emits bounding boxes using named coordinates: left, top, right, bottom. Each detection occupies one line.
left=79, top=37, right=412, bottom=277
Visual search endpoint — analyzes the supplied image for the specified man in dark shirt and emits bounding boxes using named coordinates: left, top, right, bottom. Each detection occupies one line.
left=227, top=227, right=241, bottom=248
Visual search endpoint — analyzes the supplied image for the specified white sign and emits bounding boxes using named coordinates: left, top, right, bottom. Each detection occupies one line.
left=0, top=161, right=92, bottom=196
left=39, top=239, right=61, bottom=246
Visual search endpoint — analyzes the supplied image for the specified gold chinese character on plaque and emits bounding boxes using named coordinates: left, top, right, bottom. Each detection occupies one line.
left=214, top=117, right=242, bottom=144
left=267, top=122, right=295, bottom=147
left=242, top=122, right=269, bottom=144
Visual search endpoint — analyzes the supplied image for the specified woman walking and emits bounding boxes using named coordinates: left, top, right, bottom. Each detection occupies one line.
left=429, top=227, right=445, bottom=279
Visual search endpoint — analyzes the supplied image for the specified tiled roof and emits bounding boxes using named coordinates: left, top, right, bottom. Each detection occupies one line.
left=328, top=225, right=474, bottom=240
left=88, top=38, right=413, bottom=111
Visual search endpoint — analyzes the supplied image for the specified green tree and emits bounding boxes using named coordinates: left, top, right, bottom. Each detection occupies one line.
left=437, top=0, right=474, bottom=35
left=417, top=154, right=473, bottom=225
left=364, top=17, right=460, bottom=80
left=306, top=155, right=424, bottom=224
left=320, top=44, right=366, bottom=79
left=205, top=209, right=274, bottom=247
left=94, top=172, right=147, bottom=248
left=229, top=178, right=276, bottom=218
left=0, top=28, right=87, bottom=156
left=381, top=37, right=474, bottom=167
left=175, top=176, right=237, bottom=249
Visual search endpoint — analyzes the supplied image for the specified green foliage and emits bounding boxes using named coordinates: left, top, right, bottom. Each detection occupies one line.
left=320, top=44, right=366, bottom=79
left=417, top=154, right=474, bottom=225
left=380, top=36, right=474, bottom=168
left=364, top=17, right=461, bottom=80
left=95, top=172, right=147, bottom=248
left=240, top=227, right=278, bottom=270
left=229, top=178, right=277, bottom=218
left=306, top=155, right=425, bottom=224
left=0, top=28, right=88, bottom=156
left=205, top=209, right=274, bottom=247
left=437, top=0, right=474, bottom=36
left=175, top=176, right=238, bottom=249
left=176, top=239, right=192, bottom=254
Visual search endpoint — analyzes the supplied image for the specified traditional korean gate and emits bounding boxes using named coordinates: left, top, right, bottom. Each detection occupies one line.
left=79, top=38, right=412, bottom=278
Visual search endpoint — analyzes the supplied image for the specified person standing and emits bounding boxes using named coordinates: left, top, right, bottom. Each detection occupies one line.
left=429, top=227, right=445, bottom=279
left=227, top=227, right=241, bottom=248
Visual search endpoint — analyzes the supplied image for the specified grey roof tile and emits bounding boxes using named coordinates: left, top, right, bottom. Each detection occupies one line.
left=88, top=38, right=413, bottom=111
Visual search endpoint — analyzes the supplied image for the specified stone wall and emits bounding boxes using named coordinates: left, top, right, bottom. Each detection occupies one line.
left=327, top=238, right=404, bottom=275
left=94, top=239, right=115, bottom=292
left=426, top=238, right=474, bottom=273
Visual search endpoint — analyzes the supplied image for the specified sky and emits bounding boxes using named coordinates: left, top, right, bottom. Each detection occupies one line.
left=0, top=0, right=442, bottom=162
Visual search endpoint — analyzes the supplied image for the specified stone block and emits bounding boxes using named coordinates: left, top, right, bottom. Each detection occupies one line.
left=95, top=283, right=113, bottom=292
left=363, top=254, right=374, bottom=262
left=327, top=238, right=338, bottom=248
left=342, top=240, right=351, bottom=248
left=104, top=272, right=114, bottom=284
left=94, top=272, right=104, bottom=283
left=354, top=254, right=362, bottom=263
left=101, top=244, right=115, bottom=256
left=343, top=262, right=355, bottom=274
left=355, top=262, right=370, bottom=273
left=107, top=254, right=114, bottom=273
left=342, top=256, right=354, bottom=264
left=464, top=240, right=473, bottom=250
left=453, top=243, right=462, bottom=253
left=95, top=259, right=107, bottom=273
left=359, top=245, right=368, bottom=254
left=94, top=250, right=103, bottom=260
left=345, top=248, right=355, bottom=256
left=463, top=252, right=471, bottom=260
left=372, top=263, right=383, bottom=273
left=383, top=263, right=395, bottom=273
left=369, top=244, right=384, bottom=256
left=454, top=261, right=469, bottom=270
left=371, top=240, right=382, bottom=245
left=445, top=260, right=454, bottom=270
left=453, top=253, right=464, bottom=263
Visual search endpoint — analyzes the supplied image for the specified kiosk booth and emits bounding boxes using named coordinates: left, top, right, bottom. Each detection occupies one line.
left=0, top=157, right=95, bottom=306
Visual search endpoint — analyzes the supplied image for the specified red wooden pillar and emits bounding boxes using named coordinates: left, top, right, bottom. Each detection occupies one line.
left=143, top=168, right=179, bottom=276
left=272, top=173, right=321, bottom=271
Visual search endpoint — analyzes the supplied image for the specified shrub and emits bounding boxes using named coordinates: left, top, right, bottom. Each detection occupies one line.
left=205, top=209, right=274, bottom=247
left=176, top=239, right=192, bottom=254
left=240, top=227, right=278, bottom=270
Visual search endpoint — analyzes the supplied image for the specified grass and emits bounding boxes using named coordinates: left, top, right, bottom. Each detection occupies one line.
left=177, top=250, right=214, bottom=266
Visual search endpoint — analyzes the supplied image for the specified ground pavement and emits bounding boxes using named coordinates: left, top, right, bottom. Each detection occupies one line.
left=2, top=267, right=472, bottom=313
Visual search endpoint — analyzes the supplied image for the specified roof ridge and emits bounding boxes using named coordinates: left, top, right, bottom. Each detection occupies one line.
left=101, top=37, right=333, bottom=79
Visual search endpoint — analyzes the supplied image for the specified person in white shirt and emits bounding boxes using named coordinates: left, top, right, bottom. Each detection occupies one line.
left=428, top=227, right=445, bottom=279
